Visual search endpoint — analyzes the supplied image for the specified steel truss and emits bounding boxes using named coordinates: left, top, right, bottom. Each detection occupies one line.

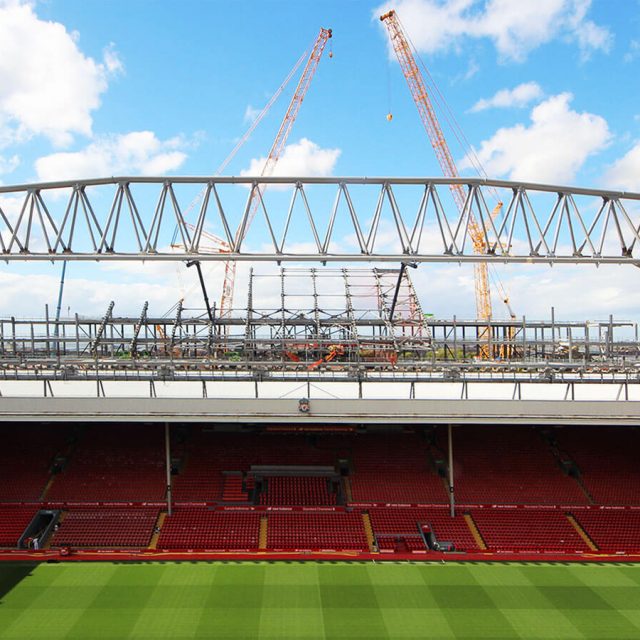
left=0, top=268, right=637, bottom=384
left=0, top=177, right=639, bottom=263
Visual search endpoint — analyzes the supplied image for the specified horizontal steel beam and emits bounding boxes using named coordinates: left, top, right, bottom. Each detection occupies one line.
left=2, top=253, right=640, bottom=264
left=1, top=176, right=639, bottom=264
left=0, top=397, right=638, bottom=425
left=1, top=175, right=640, bottom=200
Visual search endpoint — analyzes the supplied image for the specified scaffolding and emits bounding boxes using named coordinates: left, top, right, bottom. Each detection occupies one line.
left=0, top=268, right=637, bottom=385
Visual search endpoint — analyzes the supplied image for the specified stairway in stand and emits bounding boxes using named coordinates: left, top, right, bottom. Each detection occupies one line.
left=222, top=472, right=249, bottom=503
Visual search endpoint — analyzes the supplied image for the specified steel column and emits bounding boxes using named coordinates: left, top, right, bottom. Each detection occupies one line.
left=165, top=422, right=172, bottom=516
left=448, top=424, right=455, bottom=518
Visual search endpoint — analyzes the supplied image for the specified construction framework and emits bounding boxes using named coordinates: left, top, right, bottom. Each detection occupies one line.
left=0, top=268, right=637, bottom=386
left=0, top=176, right=639, bottom=264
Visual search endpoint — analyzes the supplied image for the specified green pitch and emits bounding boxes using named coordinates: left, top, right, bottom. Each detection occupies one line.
left=1, top=561, right=639, bottom=639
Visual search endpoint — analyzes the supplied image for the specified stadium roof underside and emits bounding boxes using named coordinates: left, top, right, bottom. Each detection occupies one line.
left=0, top=396, right=637, bottom=426
left=0, top=176, right=639, bottom=264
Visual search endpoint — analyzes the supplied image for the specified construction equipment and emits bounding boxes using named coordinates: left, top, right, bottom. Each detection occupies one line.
left=219, top=27, right=332, bottom=320
left=308, top=344, right=345, bottom=370
left=380, top=10, right=504, bottom=357
left=166, top=42, right=317, bottom=316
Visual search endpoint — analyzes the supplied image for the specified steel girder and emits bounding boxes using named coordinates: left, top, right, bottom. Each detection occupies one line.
left=0, top=176, right=639, bottom=263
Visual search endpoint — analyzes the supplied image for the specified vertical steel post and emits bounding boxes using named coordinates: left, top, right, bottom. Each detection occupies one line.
left=551, top=306, right=555, bottom=358
left=448, top=424, right=455, bottom=517
left=165, top=422, right=172, bottom=516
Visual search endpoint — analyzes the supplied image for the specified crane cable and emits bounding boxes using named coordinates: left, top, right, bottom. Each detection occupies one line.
left=395, top=14, right=499, bottom=200
left=169, top=47, right=310, bottom=247
left=164, top=47, right=310, bottom=316
left=395, top=14, right=514, bottom=318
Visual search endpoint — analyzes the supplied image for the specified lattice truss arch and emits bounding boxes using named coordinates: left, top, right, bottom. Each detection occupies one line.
left=0, top=177, right=639, bottom=263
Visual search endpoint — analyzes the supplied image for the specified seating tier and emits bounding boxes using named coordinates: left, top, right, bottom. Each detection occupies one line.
left=50, top=508, right=158, bottom=548
left=158, top=509, right=260, bottom=550
left=266, top=512, right=368, bottom=550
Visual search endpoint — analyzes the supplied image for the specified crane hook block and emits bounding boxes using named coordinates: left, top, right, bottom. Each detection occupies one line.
left=386, top=113, right=393, bottom=121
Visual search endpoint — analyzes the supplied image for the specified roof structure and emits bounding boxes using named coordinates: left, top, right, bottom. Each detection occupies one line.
left=1, top=175, right=639, bottom=424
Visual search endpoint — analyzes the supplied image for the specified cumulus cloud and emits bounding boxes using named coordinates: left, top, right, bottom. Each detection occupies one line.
left=0, top=1, right=122, bottom=147
left=240, top=138, right=341, bottom=177
left=605, top=142, right=640, bottom=192
left=408, top=262, right=640, bottom=323
left=375, top=0, right=612, bottom=62
left=470, top=82, right=543, bottom=112
left=460, top=93, right=611, bottom=183
left=35, top=131, right=188, bottom=181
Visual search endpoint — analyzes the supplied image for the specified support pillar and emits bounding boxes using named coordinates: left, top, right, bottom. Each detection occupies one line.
left=448, top=424, right=455, bottom=518
left=165, top=422, right=173, bottom=516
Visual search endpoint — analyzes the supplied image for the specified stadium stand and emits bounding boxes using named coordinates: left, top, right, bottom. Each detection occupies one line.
left=0, top=505, right=39, bottom=547
left=259, top=476, right=337, bottom=505
left=158, top=509, right=260, bottom=550
left=221, top=473, right=249, bottom=502
left=572, top=508, right=640, bottom=552
left=1, top=425, right=639, bottom=556
left=442, top=426, right=588, bottom=505
left=555, top=427, right=640, bottom=505
left=0, top=424, right=66, bottom=502
left=171, top=431, right=337, bottom=501
left=266, top=511, right=368, bottom=550
left=368, top=507, right=480, bottom=552
left=349, top=432, right=447, bottom=503
left=46, top=425, right=165, bottom=502
left=470, top=508, right=589, bottom=553
left=49, top=508, right=159, bottom=548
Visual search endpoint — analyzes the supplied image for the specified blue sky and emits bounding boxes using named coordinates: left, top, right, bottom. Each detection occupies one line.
left=1, top=0, right=640, bottom=321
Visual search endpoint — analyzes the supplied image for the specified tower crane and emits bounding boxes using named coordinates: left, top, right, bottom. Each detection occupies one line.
left=380, top=10, right=503, bottom=357
left=218, top=27, right=333, bottom=320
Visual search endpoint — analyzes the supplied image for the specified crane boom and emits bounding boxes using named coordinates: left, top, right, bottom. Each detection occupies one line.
left=380, top=11, right=493, bottom=323
left=219, top=27, right=332, bottom=319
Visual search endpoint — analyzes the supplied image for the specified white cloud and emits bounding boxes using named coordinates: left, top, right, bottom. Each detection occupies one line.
left=624, top=39, right=640, bottom=63
left=244, top=104, right=261, bottom=124
left=0, top=153, right=19, bottom=174
left=375, top=0, right=612, bottom=62
left=0, top=257, right=251, bottom=318
left=0, top=1, right=121, bottom=147
left=470, top=81, right=543, bottom=112
left=35, top=131, right=188, bottom=181
left=408, top=261, right=640, bottom=323
left=605, top=142, right=640, bottom=192
left=102, top=43, right=124, bottom=75
left=460, top=93, right=611, bottom=183
left=240, top=138, right=341, bottom=178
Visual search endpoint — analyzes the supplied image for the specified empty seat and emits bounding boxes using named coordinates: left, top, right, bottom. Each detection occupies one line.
left=158, top=509, right=260, bottom=550
left=266, top=512, right=368, bottom=551
left=573, top=509, right=640, bottom=552
left=50, top=507, right=159, bottom=548
left=471, top=508, right=589, bottom=553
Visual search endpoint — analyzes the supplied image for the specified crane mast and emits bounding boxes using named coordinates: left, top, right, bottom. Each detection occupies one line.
left=219, top=27, right=332, bottom=319
left=380, top=11, right=493, bottom=325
